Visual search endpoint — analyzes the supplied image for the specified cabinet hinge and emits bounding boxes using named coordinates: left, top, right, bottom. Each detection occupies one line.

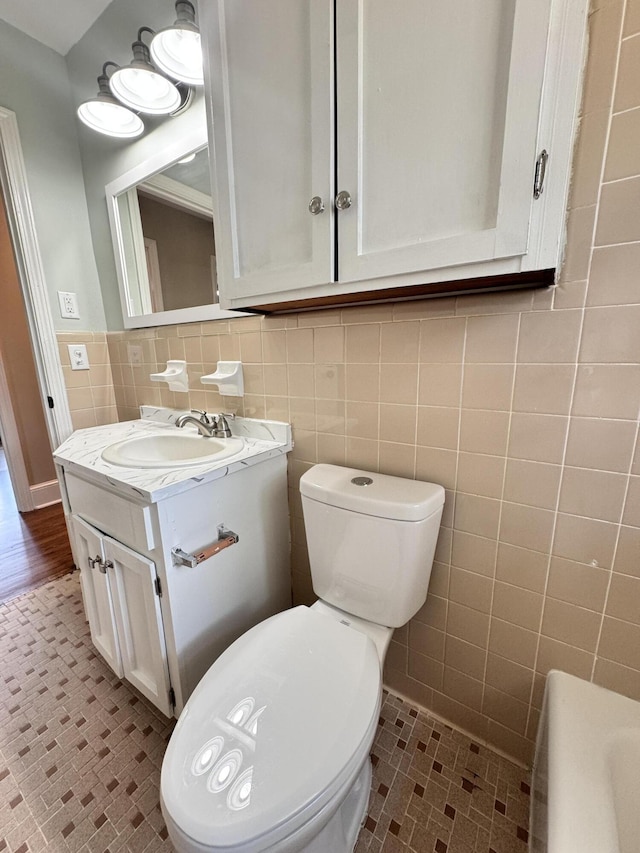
left=533, top=149, right=548, bottom=199
left=169, top=687, right=176, bottom=708
left=154, top=577, right=163, bottom=597
left=47, top=396, right=54, bottom=409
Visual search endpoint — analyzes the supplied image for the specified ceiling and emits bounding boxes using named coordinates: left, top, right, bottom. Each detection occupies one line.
left=0, top=0, right=112, bottom=55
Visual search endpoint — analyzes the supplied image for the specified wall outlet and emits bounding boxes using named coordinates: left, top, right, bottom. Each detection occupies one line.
left=67, top=344, right=90, bottom=370
left=127, top=344, right=143, bottom=365
left=58, top=291, right=80, bottom=319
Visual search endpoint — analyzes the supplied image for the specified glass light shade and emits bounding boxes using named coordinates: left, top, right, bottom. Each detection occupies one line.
left=78, top=99, right=144, bottom=138
left=77, top=71, right=144, bottom=139
left=151, top=1, right=204, bottom=86
left=109, top=33, right=182, bottom=116
left=110, top=65, right=182, bottom=115
left=151, top=28, right=203, bottom=86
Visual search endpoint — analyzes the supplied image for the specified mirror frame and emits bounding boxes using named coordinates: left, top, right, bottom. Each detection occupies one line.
left=106, top=124, right=244, bottom=328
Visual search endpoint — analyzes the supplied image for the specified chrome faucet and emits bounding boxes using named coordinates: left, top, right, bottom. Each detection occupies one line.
left=175, top=410, right=217, bottom=437
left=175, top=409, right=234, bottom=439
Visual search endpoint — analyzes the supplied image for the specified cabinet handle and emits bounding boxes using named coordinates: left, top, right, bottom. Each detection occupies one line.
left=87, top=554, right=112, bottom=574
left=308, top=196, right=325, bottom=215
left=335, top=190, right=352, bottom=210
left=533, top=149, right=548, bottom=199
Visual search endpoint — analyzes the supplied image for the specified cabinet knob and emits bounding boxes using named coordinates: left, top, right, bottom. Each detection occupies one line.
left=335, top=190, right=352, bottom=210
left=308, top=196, right=325, bottom=215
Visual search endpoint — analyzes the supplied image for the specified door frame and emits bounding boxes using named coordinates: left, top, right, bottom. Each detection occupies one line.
left=0, top=106, right=73, bottom=510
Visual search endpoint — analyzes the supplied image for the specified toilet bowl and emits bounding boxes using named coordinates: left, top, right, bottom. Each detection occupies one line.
left=161, top=604, right=381, bottom=852
left=161, top=464, right=445, bottom=852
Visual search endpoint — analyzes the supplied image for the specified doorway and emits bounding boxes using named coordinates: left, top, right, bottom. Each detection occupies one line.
left=0, top=185, right=58, bottom=511
left=0, top=105, right=73, bottom=511
left=0, top=438, right=72, bottom=601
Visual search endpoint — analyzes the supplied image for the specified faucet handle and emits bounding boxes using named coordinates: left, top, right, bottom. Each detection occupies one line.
left=214, top=413, right=233, bottom=438
left=191, top=408, right=214, bottom=425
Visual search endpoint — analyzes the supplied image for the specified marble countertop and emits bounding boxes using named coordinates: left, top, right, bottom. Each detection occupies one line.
left=53, top=407, right=292, bottom=503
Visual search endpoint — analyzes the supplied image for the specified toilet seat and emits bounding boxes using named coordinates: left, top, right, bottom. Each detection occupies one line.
left=161, top=606, right=381, bottom=852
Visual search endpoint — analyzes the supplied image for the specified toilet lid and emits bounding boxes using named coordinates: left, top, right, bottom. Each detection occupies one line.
left=161, top=606, right=380, bottom=850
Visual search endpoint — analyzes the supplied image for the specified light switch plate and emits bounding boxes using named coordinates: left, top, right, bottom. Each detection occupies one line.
left=67, top=344, right=90, bottom=370
left=58, top=291, right=80, bottom=319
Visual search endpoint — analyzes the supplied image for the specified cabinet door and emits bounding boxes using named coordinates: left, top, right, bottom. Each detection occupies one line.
left=201, top=0, right=334, bottom=299
left=71, top=516, right=123, bottom=678
left=103, top=537, right=172, bottom=716
left=336, top=0, right=551, bottom=283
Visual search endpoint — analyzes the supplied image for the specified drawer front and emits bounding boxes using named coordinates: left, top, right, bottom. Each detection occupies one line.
left=65, top=474, right=155, bottom=553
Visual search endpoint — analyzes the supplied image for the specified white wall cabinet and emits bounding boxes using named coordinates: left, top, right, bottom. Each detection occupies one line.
left=202, top=0, right=588, bottom=311
left=60, top=454, right=291, bottom=717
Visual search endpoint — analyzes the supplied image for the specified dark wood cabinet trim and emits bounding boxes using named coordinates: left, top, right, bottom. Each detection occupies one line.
left=234, top=268, right=555, bottom=314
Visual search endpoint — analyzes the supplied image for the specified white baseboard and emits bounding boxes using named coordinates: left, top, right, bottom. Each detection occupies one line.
left=30, top=479, right=60, bottom=509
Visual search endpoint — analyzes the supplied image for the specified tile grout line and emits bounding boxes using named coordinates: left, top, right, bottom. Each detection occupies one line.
left=582, top=0, right=629, bottom=685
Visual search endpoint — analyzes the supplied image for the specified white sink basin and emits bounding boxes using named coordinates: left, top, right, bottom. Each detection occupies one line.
left=101, top=433, right=244, bottom=468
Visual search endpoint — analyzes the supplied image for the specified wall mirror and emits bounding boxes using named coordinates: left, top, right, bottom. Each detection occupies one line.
left=106, top=125, right=242, bottom=328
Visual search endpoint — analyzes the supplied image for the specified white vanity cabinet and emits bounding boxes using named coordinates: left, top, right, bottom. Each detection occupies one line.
left=71, top=514, right=173, bottom=714
left=202, top=0, right=588, bottom=311
left=58, top=444, right=291, bottom=718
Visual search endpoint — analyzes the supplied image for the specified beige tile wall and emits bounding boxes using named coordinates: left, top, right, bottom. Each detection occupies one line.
left=59, top=0, right=640, bottom=765
left=56, top=332, right=118, bottom=430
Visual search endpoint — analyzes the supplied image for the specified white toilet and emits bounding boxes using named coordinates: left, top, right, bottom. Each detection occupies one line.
left=160, top=464, right=444, bottom=853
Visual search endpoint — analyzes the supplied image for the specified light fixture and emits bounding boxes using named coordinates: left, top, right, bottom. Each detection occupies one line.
left=109, top=27, right=183, bottom=115
left=151, top=1, right=204, bottom=86
left=77, top=63, right=144, bottom=139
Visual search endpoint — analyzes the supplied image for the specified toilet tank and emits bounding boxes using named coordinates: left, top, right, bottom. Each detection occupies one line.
left=299, top=465, right=445, bottom=628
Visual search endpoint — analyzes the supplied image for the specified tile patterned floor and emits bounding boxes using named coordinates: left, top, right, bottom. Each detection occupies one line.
left=0, top=573, right=531, bottom=853
left=357, top=693, right=531, bottom=853
left=0, top=573, right=174, bottom=853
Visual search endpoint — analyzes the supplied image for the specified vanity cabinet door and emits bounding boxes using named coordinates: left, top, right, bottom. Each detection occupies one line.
left=71, top=515, right=172, bottom=716
left=202, top=0, right=334, bottom=299
left=72, top=515, right=123, bottom=679
left=336, top=0, right=551, bottom=283
left=103, top=537, right=173, bottom=717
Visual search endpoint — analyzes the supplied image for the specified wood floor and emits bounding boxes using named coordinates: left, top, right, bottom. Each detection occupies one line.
left=0, top=447, right=74, bottom=603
